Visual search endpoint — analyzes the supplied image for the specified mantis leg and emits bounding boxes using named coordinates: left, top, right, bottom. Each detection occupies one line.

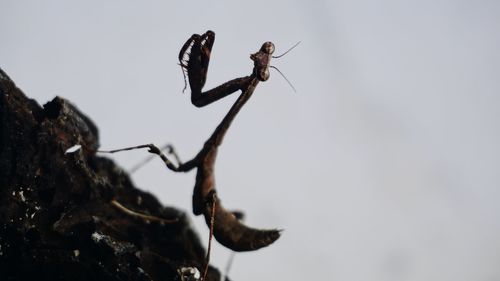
left=99, top=144, right=197, bottom=172
left=127, top=144, right=185, bottom=174
left=180, top=30, right=250, bottom=107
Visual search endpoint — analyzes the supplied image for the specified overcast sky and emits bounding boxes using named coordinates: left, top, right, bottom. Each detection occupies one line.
left=2, top=1, right=500, bottom=280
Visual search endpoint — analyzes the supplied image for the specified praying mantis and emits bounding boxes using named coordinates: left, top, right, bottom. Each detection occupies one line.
left=101, top=30, right=296, bottom=279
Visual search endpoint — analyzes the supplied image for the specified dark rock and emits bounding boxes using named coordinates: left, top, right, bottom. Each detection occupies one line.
left=0, top=68, right=221, bottom=281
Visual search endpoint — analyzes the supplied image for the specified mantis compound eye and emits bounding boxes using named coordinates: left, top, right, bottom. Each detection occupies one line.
left=258, top=68, right=270, bottom=81
left=260, top=42, right=275, bottom=54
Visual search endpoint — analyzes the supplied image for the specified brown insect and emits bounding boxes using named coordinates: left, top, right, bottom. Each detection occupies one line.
left=101, top=30, right=297, bottom=279
left=176, top=31, right=281, bottom=252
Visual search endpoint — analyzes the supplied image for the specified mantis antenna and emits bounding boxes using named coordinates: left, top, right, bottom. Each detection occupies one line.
left=272, top=41, right=301, bottom=58
left=270, top=41, right=300, bottom=92
left=270, top=65, right=297, bottom=93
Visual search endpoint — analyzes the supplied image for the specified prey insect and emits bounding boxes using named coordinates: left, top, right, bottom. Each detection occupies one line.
left=101, top=30, right=295, bottom=279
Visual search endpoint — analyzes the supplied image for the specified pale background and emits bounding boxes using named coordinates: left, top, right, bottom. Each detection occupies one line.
left=2, top=1, right=500, bottom=280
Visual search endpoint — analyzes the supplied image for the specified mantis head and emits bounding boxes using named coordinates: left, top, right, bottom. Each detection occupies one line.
left=251, top=42, right=275, bottom=81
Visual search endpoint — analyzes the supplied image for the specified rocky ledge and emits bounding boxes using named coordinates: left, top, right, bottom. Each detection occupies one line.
left=0, top=68, right=221, bottom=281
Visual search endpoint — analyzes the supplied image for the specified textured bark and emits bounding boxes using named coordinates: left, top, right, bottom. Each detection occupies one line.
left=0, top=68, right=221, bottom=281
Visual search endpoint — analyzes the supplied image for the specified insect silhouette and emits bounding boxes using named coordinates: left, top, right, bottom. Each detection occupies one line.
left=101, top=30, right=297, bottom=279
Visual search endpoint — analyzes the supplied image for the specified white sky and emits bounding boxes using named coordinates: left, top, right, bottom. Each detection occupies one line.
left=2, top=1, right=500, bottom=280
